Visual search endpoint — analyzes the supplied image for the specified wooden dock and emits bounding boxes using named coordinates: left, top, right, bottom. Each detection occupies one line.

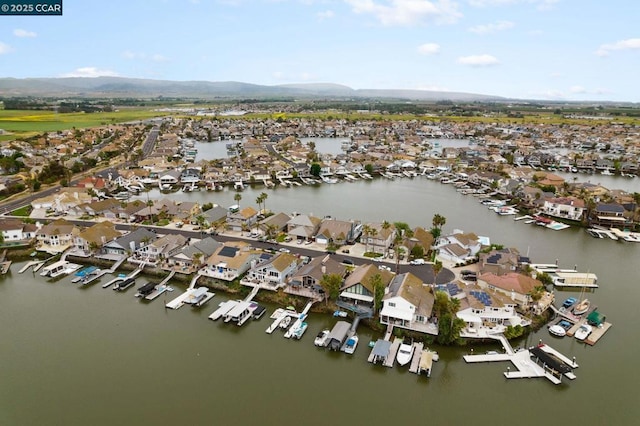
left=408, top=342, right=424, bottom=373
left=145, top=284, right=172, bottom=301
left=383, top=337, right=402, bottom=368
left=0, top=260, right=12, bottom=274
left=585, top=322, right=612, bottom=345
left=18, top=260, right=44, bottom=274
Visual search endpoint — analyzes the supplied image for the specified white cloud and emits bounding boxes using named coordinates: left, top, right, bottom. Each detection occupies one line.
left=417, top=42, right=440, bottom=54
left=345, top=0, right=462, bottom=26
left=595, top=38, right=640, bottom=57
left=0, top=42, right=13, bottom=54
left=60, top=67, right=119, bottom=78
left=468, top=20, right=514, bottom=35
left=569, top=85, right=586, bottom=94
left=317, top=10, right=335, bottom=20
left=457, top=54, right=499, bottom=66
left=13, top=29, right=37, bottom=38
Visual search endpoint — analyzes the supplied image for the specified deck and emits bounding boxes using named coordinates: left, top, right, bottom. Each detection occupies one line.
left=408, top=342, right=424, bottom=373
left=585, top=322, right=612, bottom=345
left=383, top=337, right=402, bottom=368
left=209, top=300, right=239, bottom=321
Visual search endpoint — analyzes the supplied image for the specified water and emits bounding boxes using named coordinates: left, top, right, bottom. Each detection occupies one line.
left=2, top=177, right=638, bottom=425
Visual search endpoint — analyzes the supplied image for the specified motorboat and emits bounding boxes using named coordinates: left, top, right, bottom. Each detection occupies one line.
left=396, top=340, right=414, bottom=366
left=279, top=315, right=292, bottom=329
left=574, top=324, right=593, bottom=341
left=562, top=297, right=577, bottom=309
left=548, top=324, right=567, bottom=337
left=344, top=335, right=358, bottom=354
left=573, top=299, right=590, bottom=315
left=314, top=329, right=330, bottom=347
left=333, top=310, right=348, bottom=318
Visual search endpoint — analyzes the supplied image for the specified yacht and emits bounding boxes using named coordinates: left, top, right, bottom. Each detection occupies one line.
left=343, top=335, right=358, bottom=354
left=314, top=330, right=330, bottom=347
left=396, top=339, right=414, bottom=366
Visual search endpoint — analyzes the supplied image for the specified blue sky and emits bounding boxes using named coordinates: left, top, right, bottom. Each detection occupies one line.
left=1, top=0, right=639, bottom=102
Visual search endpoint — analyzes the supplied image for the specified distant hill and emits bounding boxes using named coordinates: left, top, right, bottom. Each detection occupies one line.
left=0, top=77, right=504, bottom=101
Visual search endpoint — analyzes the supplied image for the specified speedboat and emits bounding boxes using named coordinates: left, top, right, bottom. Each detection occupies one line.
left=548, top=324, right=567, bottom=337
left=574, top=324, right=593, bottom=341
left=314, top=329, right=330, bottom=347
left=573, top=299, right=590, bottom=315
left=333, top=310, right=348, bottom=318
left=344, top=335, right=358, bottom=354
left=561, top=297, right=577, bottom=309
left=396, top=340, right=414, bottom=366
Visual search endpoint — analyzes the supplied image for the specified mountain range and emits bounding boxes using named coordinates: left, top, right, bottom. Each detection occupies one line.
left=0, top=77, right=503, bottom=102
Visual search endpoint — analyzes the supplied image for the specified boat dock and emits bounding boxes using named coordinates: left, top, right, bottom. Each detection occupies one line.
left=143, top=271, right=176, bottom=301
left=265, top=307, right=298, bottom=334
left=166, top=286, right=215, bottom=310
left=383, top=337, right=402, bottom=367
left=585, top=323, right=612, bottom=345
left=18, top=260, right=45, bottom=274
left=284, top=301, right=314, bottom=339
left=408, top=342, right=424, bottom=373
left=463, top=341, right=578, bottom=385
left=165, top=290, right=192, bottom=310
left=209, top=300, right=239, bottom=321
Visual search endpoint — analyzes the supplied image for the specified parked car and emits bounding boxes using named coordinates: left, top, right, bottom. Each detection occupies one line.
left=410, top=259, right=425, bottom=265
left=342, top=259, right=354, bottom=265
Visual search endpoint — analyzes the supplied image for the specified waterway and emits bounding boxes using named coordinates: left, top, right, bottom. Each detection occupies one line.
left=1, top=177, right=638, bottom=425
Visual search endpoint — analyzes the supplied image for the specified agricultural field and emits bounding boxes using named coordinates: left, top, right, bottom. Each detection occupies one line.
left=0, top=108, right=171, bottom=139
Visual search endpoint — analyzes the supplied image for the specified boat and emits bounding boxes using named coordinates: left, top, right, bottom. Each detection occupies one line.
left=343, top=335, right=358, bottom=354
left=314, top=329, right=330, bottom=347
left=333, top=310, right=348, bottom=318
left=574, top=324, right=593, bottom=341
left=292, top=322, right=308, bottom=340
left=548, top=324, right=567, bottom=337
left=396, top=339, right=414, bottom=366
left=279, top=315, right=292, bottom=329
left=573, top=298, right=590, bottom=315
left=562, top=297, right=577, bottom=309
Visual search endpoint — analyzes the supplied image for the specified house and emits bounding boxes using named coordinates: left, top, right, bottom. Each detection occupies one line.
left=258, top=212, right=291, bottom=238
left=436, top=230, right=482, bottom=264
left=226, top=206, right=259, bottom=232
left=588, top=203, right=629, bottom=230
left=314, top=219, right=359, bottom=246
left=241, top=252, right=300, bottom=290
left=286, top=214, right=322, bottom=241
left=379, top=273, right=437, bottom=335
left=287, top=255, right=347, bottom=300
left=362, top=222, right=396, bottom=254
left=542, top=197, right=585, bottom=222
left=476, top=272, right=547, bottom=313
left=456, top=285, right=533, bottom=336
left=478, top=248, right=524, bottom=276
left=31, top=189, right=93, bottom=213
left=338, top=264, right=394, bottom=314
left=165, top=237, right=222, bottom=272
left=132, top=233, right=188, bottom=266
left=101, top=228, right=157, bottom=257
left=36, top=219, right=81, bottom=253
left=77, top=198, right=122, bottom=218
left=200, top=205, right=228, bottom=228
left=0, top=218, right=37, bottom=242
left=73, top=221, right=121, bottom=254
left=202, top=241, right=259, bottom=281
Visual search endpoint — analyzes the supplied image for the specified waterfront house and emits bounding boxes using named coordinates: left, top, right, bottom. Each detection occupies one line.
left=200, top=205, right=228, bottom=228
left=76, top=198, right=122, bottom=218
left=165, top=237, right=221, bottom=273
left=588, top=202, right=629, bottom=230
left=241, top=252, right=300, bottom=290
left=314, top=219, right=360, bottom=246
left=258, top=212, right=291, bottom=237
left=36, top=219, right=81, bottom=253
left=338, top=264, right=394, bottom=314
left=287, top=255, right=347, bottom=300
left=0, top=218, right=38, bottom=242
left=226, top=206, right=259, bottom=232
left=73, top=221, right=121, bottom=254
left=478, top=248, right=525, bottom=276
left=436, top=230, right=482, bottom=264
left=476, top=272, right=547, bottom=313
left=286, top=214, right=322, bottom=241
left=379, top=273, right=437, bottom=335
left=202, top=241, right=259, bottom=281
left=101, top=228, right=157, bottom=257
left=542, top=197, right=585, bottom=222
left=132, top=233, right=188, bottom=266
left=457, top=285, right=532, bottom=336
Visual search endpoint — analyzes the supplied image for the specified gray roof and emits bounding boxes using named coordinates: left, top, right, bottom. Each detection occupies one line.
left=109, top=228, right=156, bottom=249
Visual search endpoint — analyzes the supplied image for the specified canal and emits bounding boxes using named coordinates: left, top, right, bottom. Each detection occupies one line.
left=0, top=176, right=637, bottom=425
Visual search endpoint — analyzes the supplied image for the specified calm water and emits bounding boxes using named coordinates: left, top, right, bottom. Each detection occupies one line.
left=2, top=177, right=638, bottom=425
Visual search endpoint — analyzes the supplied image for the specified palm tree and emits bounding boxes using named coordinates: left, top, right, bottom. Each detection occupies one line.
left=234, top=193, right=242, bottom=210
left=432, top=213, right=446, bottom=232
left=260, top=192, right=268, bottom=214
left=361, top=224, right=371, bottom=253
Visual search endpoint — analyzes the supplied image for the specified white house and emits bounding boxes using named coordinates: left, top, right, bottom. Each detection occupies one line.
left=379, top=273, right=437, bottom=335
left=241, top=253, right=299, bottom=290
left=542, top=197, right=585, bottom=221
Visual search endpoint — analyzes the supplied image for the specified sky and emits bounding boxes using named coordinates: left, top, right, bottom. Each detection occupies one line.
left=0, top=0, right=639, bottom=102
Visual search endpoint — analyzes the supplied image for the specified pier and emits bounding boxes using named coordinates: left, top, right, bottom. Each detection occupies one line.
left=209, top=300, right=239, bottom=321
left=143, top=271, right=176, bottom=301
left=408, top=342, right=424, bottom=373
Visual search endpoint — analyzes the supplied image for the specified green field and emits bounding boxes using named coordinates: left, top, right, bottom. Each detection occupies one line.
left=0, top=108, right=171, bottom=138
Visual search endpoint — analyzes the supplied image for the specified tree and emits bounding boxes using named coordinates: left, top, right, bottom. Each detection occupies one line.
left=432, top=260, right=443, bottom=285
left=368, top=273, right=385, bottom=313
left=234, top=193, right=242, bottom=209
left=433, top=290, right=465, bottom=345
left=361, top=224, right=371, bottom=252
left=320, top=273, right=343, bottom=300
left=310, top=163, right=322, bottom=177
